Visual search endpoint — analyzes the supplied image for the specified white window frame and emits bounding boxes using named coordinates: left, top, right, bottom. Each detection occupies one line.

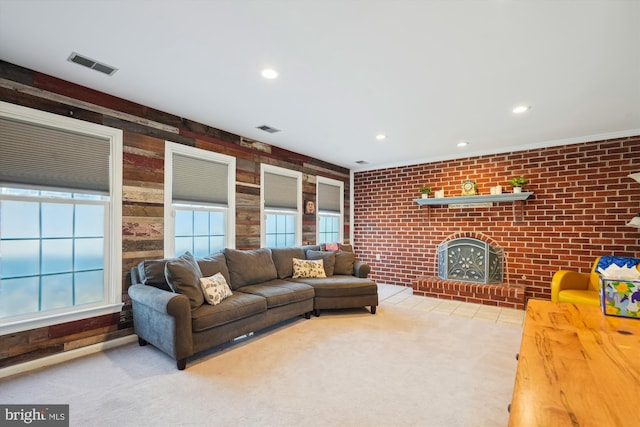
left=261, top=164, right=302, bottom=247
left=0, top=101, right=123, bottom=335
left=164, top=141, right=236, bottom=257
left=316, top=176, right=344, bottom=244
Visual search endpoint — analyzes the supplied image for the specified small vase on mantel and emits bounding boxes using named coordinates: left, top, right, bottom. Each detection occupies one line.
left=419, top=185, right=432, bottom=199
left=509, top=176, right=529, bottom=194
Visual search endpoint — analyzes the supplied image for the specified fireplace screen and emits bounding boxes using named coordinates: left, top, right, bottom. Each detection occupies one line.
left=437, top=238, right=503, bottom=284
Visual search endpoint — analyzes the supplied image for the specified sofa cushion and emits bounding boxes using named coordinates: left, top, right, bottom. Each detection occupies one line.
left=338, top=244, right=354, bottom=252
left=271, top=247, right=306, bottom=279
left=191, top=292, right=267, bottom=332
left=306, top=250, right=336, bottom=276
left=301, top=245, right=322, bottom=255
left=164, top=251, right=204, bottom=310
left=290, top=276, right=377, bottom=297
left=292, top=258, right=327, bottom=278
left=200, top=273, right=233, bottom=306
left=223, top=248, right=278, bottom=289
left=333, top=250, right=355, bottom=275
left=197, top=252, right=232, bottom=286
left=239, top=279, right=314, bottom=308
left=137, top=258, right=173, bottom=292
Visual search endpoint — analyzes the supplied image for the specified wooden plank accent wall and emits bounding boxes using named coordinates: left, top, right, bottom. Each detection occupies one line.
left=0, top=60, right=350, bottom=368
left=354, top=138, right=640, bottom=306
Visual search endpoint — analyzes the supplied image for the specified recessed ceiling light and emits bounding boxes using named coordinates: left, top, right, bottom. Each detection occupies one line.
left=457, top=141, right=469, bottom=147
left=375, top=133, right=386, bottom=141
left=512, top=105, right=531, bottom=114
left=261, top=68, right=278, bottom=79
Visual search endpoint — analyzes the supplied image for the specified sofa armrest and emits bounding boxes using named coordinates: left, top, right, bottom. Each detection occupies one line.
left=354, top=261, right=371, bottom=278
left=128, top=284, right=193, bottom=362
left=551, top=270, right=590, bottom=302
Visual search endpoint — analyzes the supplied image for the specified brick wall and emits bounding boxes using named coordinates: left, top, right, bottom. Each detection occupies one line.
left=354, top=138, right=640, bottom=304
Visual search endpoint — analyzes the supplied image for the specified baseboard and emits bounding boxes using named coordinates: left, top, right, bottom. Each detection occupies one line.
left=0, top=334, right=138, bottom=380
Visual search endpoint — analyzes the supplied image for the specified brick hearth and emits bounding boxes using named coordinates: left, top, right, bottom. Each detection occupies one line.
left=412, top=277, right=525, bottom=310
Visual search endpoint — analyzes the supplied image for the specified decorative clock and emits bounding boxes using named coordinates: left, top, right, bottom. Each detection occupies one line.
left=304, top=200, right=315, bottom=214
left=461, top=179, right=477, bottom=196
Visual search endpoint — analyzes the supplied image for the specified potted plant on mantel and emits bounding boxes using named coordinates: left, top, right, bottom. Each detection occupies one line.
left=419, top=185, right=432, bottom=199
left=509, top=176, right=529, bottom=193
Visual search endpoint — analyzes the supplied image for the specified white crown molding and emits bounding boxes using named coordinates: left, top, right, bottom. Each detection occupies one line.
left=353, top=129, right=640, bottom=172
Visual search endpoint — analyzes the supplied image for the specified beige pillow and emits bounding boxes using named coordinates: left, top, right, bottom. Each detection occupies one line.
left=200, top=273, right=233, bottom=306
left=292, top=258, right=326, bottom=279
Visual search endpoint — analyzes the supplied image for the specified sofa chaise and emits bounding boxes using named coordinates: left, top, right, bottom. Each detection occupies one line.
left=128, top=244, right=377, bottom=369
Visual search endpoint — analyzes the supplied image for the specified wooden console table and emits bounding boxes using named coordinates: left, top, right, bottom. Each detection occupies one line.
left=509, top=300, right=640, bottom=427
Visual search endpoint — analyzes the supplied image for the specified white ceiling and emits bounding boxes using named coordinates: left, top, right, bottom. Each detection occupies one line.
left=1, top=0, right=639, bottom=171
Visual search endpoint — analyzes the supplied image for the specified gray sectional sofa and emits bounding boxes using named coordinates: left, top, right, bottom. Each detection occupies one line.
left=128, top=244, right=377, bottom=370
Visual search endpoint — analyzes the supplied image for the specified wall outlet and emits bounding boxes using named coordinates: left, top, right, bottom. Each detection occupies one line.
left=376, top=254, right=381, bottom=261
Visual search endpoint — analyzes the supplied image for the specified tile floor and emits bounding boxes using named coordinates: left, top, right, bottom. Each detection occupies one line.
left=378, top=283, right=525, bottom=327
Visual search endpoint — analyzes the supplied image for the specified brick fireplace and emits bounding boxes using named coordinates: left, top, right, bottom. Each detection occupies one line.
left=412, top=278, right=525, bottom=310
left=437, top=235, right=504, bottom=284
left=413, top=233, right=524, bottom=309
left=353, top=137, right=640, bottom=307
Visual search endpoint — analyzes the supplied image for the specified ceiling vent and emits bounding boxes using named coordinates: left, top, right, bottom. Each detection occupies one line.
left=256, top=125, right=281, bottom=134
left=67, top=52, right=118, bottom=76
left=355, top=160, right=369, bottom=165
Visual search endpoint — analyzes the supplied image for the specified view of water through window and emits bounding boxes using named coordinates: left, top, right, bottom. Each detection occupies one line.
left=265, top=212, right=296, bottom=247
left=174, top=207, right=226, bottom=257
left=0, top=189, right=106, bottom=319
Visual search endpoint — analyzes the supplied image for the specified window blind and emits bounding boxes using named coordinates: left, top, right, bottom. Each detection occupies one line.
left=264, top=172, right=297, bottom=210
left=318, top=182, right=341, bottom=213
left=0, top=116, right=110, bottom=193
left=172, top=153, right=229, bottom=205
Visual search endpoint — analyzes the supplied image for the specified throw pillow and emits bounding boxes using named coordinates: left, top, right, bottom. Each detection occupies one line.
left=223, top=248, right=278, bottom=289
left=198, top=252, right=232, bottom=286
left=200, top=272, right=233, bottom=305
left=324, top=242, right=340, bottom=251
left=306, top=250, right=336, bottom=276
left=333, top=250, right=355, bottom=275
left=271, top=247, right=306, bottom=279
left=137, top=258, right=173, bottom=292
left=292, top=258, right=327, bottom=279
left=164, top=251, right=204, bottom=310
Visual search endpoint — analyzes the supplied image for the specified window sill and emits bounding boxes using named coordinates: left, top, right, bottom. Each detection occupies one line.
left=0, top=303, right=123, bottom=336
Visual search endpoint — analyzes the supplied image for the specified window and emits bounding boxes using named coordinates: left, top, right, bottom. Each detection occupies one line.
left=317, top=177, right=344, bottom=244
left=261, top=165, right=302, bottom=247
left=164, top=142, right=235, bottom=257
left=0, top=101, right=123, bottom=335
left=265, top=213, right=296, bottom=247
left=318, top=215, right=340, bottom=244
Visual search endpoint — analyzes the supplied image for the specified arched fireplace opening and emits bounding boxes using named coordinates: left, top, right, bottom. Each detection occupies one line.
left=437, top=237, right=504, bottom=284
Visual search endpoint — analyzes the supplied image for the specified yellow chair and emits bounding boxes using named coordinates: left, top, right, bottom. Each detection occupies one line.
left=551, top=256, right=640, bottom=306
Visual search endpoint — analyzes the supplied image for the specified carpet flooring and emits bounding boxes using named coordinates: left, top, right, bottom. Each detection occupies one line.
left=0, top=287, right=523, bottom=427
